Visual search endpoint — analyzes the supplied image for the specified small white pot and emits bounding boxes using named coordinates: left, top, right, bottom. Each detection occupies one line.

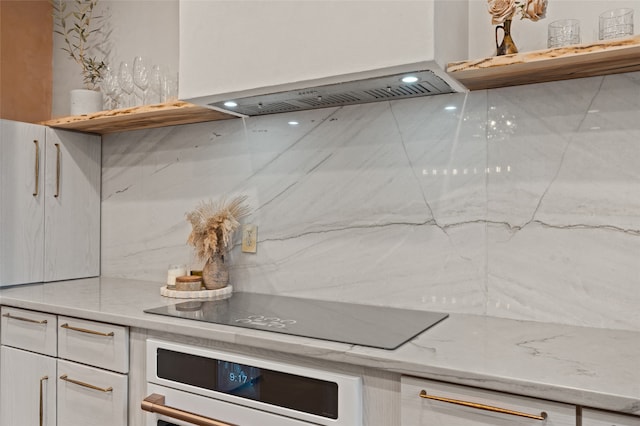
left=70, top=89, right=103, bottom=116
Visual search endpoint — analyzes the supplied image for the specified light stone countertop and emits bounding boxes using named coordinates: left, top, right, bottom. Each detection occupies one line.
left=1, top=277, right=638, bottom=416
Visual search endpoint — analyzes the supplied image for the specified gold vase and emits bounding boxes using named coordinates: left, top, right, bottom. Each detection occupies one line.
left=495, top=19, right=518, bottom=56
left=202, top=254, right=229, bottom=290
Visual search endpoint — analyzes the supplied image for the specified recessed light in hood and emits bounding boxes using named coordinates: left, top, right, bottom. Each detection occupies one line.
left=210, top=70, right=454, bottom=117
left=401, top=75, right=420, bottom=83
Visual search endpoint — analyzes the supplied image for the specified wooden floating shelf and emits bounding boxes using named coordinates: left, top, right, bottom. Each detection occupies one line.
left=42, top=37, right=640, bottom=135
left=41, top=101, right=238, bottom=135
left=447, top=35, right=640, bottom=91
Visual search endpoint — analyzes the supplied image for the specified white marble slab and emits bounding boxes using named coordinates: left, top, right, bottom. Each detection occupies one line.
left=485, top=72, right=640, bottom=328
left=102, top=98, right=488, bottom=312
left=101, top=71, right=640, bottom=331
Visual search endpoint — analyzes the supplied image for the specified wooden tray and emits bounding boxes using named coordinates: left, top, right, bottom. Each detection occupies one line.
left=160, top=285, right=233, bottom=300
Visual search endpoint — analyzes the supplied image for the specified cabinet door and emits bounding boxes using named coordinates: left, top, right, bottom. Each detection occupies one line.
left=402, top=376, right=575, bottom=426
left=57, top=359, right=128, bottom=426
left=43, top=128, right=101, bottom=282
left=0, top=346, right=57, bottom=426
left=0, top=119, right=46, bottom=286
left=583, top=408, right=640, bottom=426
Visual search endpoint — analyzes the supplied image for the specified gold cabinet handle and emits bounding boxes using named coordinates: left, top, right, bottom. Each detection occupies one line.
left=141, top=393, right=239, bottom=426
left=60, top=323, right=114, bottom=337
left=54, top=143, right=61, bottom=198
left=59, top=374, right=113, bottom=393
left=39, top=376, right=48, bottom=426
left=33, top=140, right=40, bottom=196
left=2, top=312, right=48, bottom=324
left=419, top=390, right=548, bottom=421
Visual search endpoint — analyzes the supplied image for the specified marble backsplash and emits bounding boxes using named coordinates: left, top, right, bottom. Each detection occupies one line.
left=102, top=71, right=640, bottom=331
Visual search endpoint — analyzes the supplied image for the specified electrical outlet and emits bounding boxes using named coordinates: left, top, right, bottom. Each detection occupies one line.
left=241, top=224, right=257, bottom=253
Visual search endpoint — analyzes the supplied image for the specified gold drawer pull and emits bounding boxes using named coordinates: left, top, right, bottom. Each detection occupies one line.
left=60, top=323, right=114, bottom=337
left=54, top=143, right=61, bottom=198
left=2, top=312, right=48, bottom=324
left=39, top=376, right=48, bottom=426
left=141, top=393, right=238, bottom=426
left=59, top=375, right=113, bottom=393
left=420, top=390, right=548, bottom=421
left=33, top=140, right=40, bottom=197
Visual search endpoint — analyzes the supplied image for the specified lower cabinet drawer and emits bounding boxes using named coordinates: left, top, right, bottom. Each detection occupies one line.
left=57, top=359, right=128, bottom=426
left=1, top=306, right=57, bottom=356
left=58, top=315, right=129, bottom=373
left=401, top=376, right=576, bottom=426
left=582, top=408, right=640, bottom=426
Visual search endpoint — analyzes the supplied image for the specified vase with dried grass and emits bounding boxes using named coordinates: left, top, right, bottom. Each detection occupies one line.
left=186, top=196, right=251, bottom=290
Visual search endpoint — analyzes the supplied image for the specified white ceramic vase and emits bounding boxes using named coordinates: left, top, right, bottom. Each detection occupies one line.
left=70, top=89, right=103, bottom=116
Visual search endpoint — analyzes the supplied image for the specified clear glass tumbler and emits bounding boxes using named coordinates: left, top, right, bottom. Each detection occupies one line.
left=599, top=8, right=634, bottom=40
left=548, top=19, right=581, bottom=48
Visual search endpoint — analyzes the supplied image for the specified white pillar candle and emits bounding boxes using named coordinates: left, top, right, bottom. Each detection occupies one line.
left=167, top=264, right=187, bottom=286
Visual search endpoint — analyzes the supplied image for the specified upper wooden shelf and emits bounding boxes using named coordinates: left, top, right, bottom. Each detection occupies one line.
left=41, top=36, right=640, bottom=134
left=41, top=101, right=237, bottom=135
left=447, top=35, right=640, bottom=91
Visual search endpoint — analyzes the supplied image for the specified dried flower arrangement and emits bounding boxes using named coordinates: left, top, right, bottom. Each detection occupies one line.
left=487, top=0, right=548, bottom=25
left=488, top=0, right=548, bottom=55
left=186, top=196, right=251, bottom=261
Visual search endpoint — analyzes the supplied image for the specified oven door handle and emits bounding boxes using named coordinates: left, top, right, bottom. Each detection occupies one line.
left=141, top=393, right=239, bottom=426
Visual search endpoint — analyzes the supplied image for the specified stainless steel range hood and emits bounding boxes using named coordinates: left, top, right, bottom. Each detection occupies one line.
left=208, top=69, right=455, bottom=117
left=180, top=1, right=469, bottom=117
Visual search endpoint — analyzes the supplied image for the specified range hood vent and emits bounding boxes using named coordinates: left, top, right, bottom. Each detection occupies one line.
left=210, top=70, right=454, bottom=117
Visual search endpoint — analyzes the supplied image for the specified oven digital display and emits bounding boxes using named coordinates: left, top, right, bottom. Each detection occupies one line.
left=157, top=348, right=339, bottom=419
left=217, top=361, right=261, bottom=399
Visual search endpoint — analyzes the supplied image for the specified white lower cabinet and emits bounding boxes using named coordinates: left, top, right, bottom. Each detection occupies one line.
left=0, top=306, right=129, bottom=425
left=0, top=346, right=57, bottom=426
left=58, top=315, right=129, bottom=374
left=401, top=376, right=576, bottom=426
left=1, top=307, right=57, bottom=355
left=582, top=408, right=640, bottom=426
left=58, top=359, right=128, bottom=426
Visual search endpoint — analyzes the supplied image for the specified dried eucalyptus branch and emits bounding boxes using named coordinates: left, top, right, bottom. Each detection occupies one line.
left=51, top=0, right=106, bottom=89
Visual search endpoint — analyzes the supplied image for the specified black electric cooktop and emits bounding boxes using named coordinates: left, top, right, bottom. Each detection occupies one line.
left=144, top=292, right=448, bottom=350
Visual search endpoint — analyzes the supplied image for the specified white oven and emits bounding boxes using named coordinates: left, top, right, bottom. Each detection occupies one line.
left=143, top=339, right=363, bottom=426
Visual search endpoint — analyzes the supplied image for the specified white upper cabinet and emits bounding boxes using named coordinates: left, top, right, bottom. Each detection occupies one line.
left=43, top=128, right=101, bottom=282
left=179, top=0, right=469, bottom=105
left=0, top=120, right=46, bottom=286
left=0, top=120, right=101, bottom=287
